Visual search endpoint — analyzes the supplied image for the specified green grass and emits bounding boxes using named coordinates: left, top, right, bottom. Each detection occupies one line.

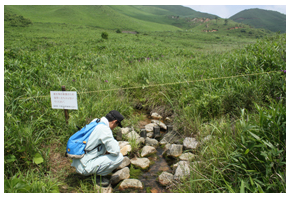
left=172, top=101, right=286, bottom=193
left=4, top=13, right=285, bottom=193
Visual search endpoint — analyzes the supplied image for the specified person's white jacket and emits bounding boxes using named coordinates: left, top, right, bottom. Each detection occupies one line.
left=71, top=117, right=123, bottom=176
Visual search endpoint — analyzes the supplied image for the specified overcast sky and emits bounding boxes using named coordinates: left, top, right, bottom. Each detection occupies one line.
left=183, top=5, right=286, bottom=18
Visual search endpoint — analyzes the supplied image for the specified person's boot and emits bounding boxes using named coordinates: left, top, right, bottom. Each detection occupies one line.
left=95, top=175, right=110, bottom=187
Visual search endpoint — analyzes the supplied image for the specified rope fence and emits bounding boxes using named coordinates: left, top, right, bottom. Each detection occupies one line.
left=15, top=70, right=281, bottom=101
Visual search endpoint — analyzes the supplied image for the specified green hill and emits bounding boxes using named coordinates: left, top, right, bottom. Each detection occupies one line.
left=4, top=5, right=217, bottom=31
left=230, top=8, right=286, bottom=33
left=4, top=5, right=282, bottom=35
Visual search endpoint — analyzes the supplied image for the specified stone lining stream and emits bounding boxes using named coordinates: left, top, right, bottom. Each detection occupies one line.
left=95, top=112, right=210, bottom=193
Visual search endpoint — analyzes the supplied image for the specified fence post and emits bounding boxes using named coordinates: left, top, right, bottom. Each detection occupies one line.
left=62, top=85, right=69, bottom=124
left=153, top=126, right=160, bottom=138
left=166, top=125, right=173, bottom=133
left=140, top=129, right=147, bottom=138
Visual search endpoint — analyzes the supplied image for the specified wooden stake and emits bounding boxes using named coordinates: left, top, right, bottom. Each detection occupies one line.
left=62, top=85, right=69, bottom=124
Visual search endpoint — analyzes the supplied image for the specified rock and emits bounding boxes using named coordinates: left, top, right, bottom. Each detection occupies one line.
left=120, top=127, right=131, bottom=135
left=164, top=143, right=171, bottom=149
left=173, top=161, right=191, bottom=180
left=137, top=137, right=145, bottom=145
left=119, top=179, right=143, bottom=190
left=127, top=130, right=140, bottom=140
left=110, top=167, right=130, bottom=185
left=145, top=137, right=159, bottom=148
left=179, top=152, right=195, bottom=161
left=147, top=132, right=154, bottom=138
left=120, top=145, right=132, bottom=156
left=130, top=157, right=150, bottom=169
left=183, top=137, right=199, bottom=149
left=116, top=156, right=131, bottom=170
left=145, top=123, right=157, bottom=132
left=151, top=112, right=162, bottom=119
left=158, top=172, right=174, bottom=186
left=162, top=143, right=171, bottom=155
left=141, top=145, right=157, bottom=157
left=164, top=144, right=183, bottom=158
left=95, top=184, right=113, bottom=193
left=160, top=130, right=180, bottom=145
left=151, top=120, right=167, bottom=130
left=119, top=141, right=130, bottom=149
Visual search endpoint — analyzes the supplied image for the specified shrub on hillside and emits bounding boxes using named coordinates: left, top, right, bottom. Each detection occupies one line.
left=101, top=32, right=108, bottom=39
left=4, top=12, right=33, bottom=27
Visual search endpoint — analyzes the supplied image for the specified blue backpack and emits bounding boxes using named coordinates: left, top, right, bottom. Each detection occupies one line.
left=66, top=119, right=105, bottom=159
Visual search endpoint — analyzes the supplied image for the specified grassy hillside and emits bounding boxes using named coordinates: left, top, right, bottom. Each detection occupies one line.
left=4, top=5, right=180, bottom=31
left=4, top=5, right=285, bottom=33
left=4, top=4, right=286, bottom=194
left=4, top=5, right=218, bottom=31
left=230, top=8, right=286, bottom=33
left=4, top=17, right=286, bottom=192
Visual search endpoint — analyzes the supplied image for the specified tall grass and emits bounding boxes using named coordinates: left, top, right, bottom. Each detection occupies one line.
left=4, top=20, right=285, bottom=192
left=172, top=99, right=285, bottom=193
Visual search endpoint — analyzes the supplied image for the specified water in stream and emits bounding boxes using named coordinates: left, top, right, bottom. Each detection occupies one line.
left=138, top=146, right=176, bottom=193
left=113, top=132, right=178, bottom=193
left=113, top=115, right=176, bottom=193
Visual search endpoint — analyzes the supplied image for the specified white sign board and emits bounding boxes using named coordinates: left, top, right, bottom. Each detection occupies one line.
left=50, top=91, right=78, bottom=110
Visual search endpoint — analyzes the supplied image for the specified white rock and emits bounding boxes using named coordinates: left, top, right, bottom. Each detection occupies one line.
left=130, top=157, right=150, bottom=169
left=137, top=137, right=145, bottom=144
left=165, top=117, right=171, bottom=121
left=145, top=123, right=157, bottom=132
left=120, top=127, right=131, bottom=135
left=147, top=132, right=154, bottom=138
left=164, top=144, right=183, bottom=157
left=119, top=179, right=143, bottom=190
left=151, top=112, right=162, bottom=119
left=173, top=161, right=191, bottom=180
left=179, top=152, right=195, bottom=161
left=183, top=137, right=199, bottom=149
left=158, top=172, right=174, bottom=186
left=120, top=145, right=131, bottom=156
left=111, top=167, right=130, bottom=185
left=145, top=137, right=159, bottom=148
left=119, top=141, right=130, bottom=150
left=116, top=157, right=131, bottom=170
left=151, top=120, right=167, bottom=130
left=127, top=130, right=140, bottom=140
left=141, top=145, right=157, bottom=157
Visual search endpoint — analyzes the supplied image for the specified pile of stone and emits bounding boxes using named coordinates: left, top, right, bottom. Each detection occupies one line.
left=97, top=112, right=213, bottom=192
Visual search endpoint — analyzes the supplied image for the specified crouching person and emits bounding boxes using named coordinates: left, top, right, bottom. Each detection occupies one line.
left=71, top=110, right=124, bottom=186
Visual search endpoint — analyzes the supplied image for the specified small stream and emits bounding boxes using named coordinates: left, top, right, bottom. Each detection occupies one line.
left=114, top=131, right=178, bottom=193
left=113, top=115, right=177, bottom=193
left=138, top=146, right=176, bottom=193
